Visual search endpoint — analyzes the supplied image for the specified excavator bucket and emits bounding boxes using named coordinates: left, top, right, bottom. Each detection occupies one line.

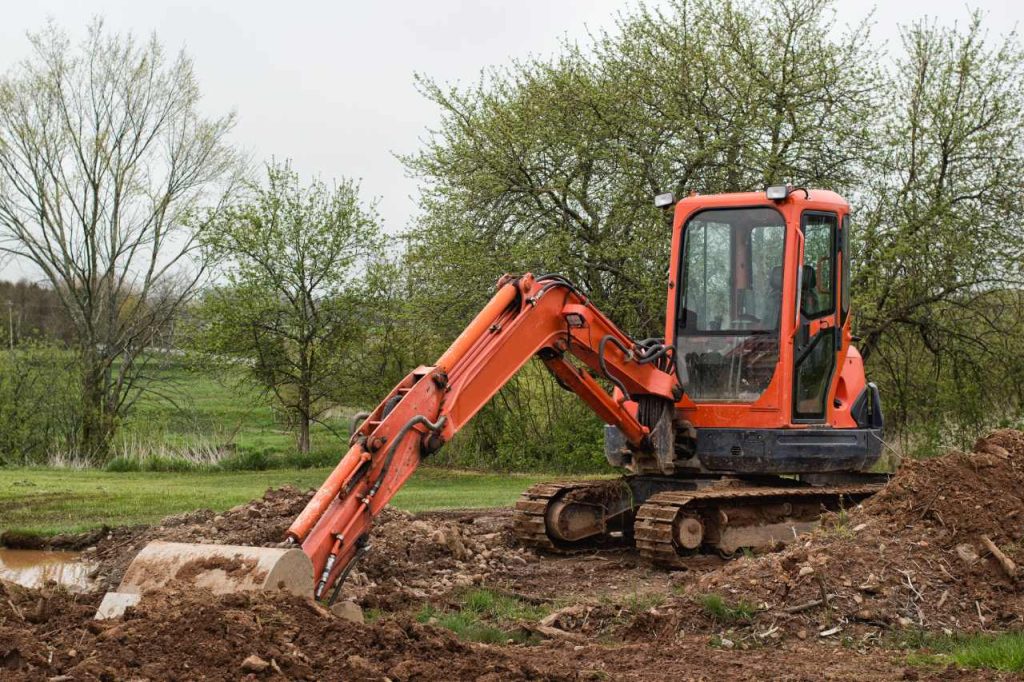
left=95, top=541, right=313, bottom=619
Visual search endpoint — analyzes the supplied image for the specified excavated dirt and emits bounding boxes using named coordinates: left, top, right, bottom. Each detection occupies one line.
left=622, top=429, right=1024, bottom=643
left=3, top=431, right=1024, bottom=679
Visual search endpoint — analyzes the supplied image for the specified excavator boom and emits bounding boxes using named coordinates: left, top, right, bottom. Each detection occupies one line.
left=103, top=273, right=680, bottom=613
left=289, top=273, right=680, bottom=600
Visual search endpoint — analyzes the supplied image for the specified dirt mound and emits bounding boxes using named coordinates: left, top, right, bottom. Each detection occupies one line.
left=660, top=429, right=1024, bottom=638
left=49, top=486, right=537, bottom=612
left=0, top=581, right=564, bottom=681
left=66, top=485, right=317, bottom=590
left=352, top=508, right=537, bottom=610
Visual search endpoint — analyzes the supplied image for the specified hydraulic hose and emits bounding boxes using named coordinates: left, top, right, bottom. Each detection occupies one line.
left=365, top=414, right=448, bottom=500
left=598, top=334, right=633, bottom=401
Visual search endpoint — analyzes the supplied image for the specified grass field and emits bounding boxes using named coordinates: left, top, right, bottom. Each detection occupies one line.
left=122, top=358, right=345, bottom=461
left=0, top=467, right=554, bottom=536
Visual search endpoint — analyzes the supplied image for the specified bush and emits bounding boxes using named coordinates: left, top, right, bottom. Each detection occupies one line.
left=219, top=447, right=273, bottom=471
left=0, top=344, right=82, bottom=465
left=432, top=362, right=607, bottom=473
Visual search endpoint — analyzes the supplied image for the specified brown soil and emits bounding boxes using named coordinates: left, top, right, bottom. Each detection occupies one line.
left=656, top=429, right=1024, bottom=639
left=3, top=431, right=1024, bottom=680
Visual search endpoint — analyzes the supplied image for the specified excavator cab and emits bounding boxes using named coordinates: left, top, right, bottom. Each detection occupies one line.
left=661, top=186, right=884, bottom=477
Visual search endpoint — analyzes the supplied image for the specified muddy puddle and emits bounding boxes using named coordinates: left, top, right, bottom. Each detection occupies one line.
left=0, top=549, right=95, bottom=591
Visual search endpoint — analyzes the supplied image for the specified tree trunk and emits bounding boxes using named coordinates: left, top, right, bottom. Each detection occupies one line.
left=297, top=384, right=312, bottom=454
left=79, top=357, right=116, bottom=464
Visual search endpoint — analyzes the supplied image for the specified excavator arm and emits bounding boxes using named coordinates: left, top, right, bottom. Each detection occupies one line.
left=287, top=273, right=681, bottom=600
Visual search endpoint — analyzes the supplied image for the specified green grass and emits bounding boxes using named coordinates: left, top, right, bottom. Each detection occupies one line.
left=699, top=593, right=759, bottom=624
left=0, top=467, right=552, bottom=536
left=416, top=588, right=550, bottom=644
left=115, top=357, right=351, bottom=466
left=906, top=632, right=1024, bottom=673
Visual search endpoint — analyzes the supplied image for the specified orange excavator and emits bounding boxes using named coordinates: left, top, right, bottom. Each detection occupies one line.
left=100, top=186, right=886, bottom=615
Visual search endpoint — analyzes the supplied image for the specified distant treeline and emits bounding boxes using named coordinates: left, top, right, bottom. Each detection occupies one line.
left=0, top=280, right=75, bottom=346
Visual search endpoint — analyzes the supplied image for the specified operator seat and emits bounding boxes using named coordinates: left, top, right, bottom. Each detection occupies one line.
left=801, top=265, right=819, bottom=314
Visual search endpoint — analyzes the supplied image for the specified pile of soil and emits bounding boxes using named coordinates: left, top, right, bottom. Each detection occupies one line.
left=650, top=429, right=1024, bottom=639
left=69, top=485, right=319, bottom=590
left=349, top=508, right=540, bottom=611
left=0, top=581, right=562, bottom=681
left=3, top=576, right=999, bottom=681
left=34, top=487, right=543, bottom=611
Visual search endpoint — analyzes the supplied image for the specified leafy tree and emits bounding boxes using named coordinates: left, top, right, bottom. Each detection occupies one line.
left=400, top=0, right=879, bottom=467
left=0, top=21, right=242, bottom=461
left=854, top=14, right=1024, bottom=444
left=192, top=163, right=381, bottom=453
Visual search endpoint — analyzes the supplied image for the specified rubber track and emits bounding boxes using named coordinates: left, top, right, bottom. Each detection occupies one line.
left=512, top=481, right=607, bottom=553
left=634, top=483, right=882, bottom=568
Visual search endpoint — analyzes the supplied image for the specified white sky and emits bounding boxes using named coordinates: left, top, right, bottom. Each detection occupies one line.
left=0, top=0, right=1021, bottom=280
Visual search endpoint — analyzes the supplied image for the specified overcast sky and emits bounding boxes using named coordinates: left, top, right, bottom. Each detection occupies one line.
left=0, top=0, right=1021, bottom=280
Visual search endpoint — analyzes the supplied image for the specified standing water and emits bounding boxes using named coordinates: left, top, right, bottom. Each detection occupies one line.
left=0, top=549, right=95, bottom=591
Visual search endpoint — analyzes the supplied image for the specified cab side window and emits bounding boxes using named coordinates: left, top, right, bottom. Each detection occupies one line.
left=801, top=213, right=836, bottom=319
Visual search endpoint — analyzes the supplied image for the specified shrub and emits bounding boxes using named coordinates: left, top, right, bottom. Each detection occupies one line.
left=0, top=344, right=81, bottom=465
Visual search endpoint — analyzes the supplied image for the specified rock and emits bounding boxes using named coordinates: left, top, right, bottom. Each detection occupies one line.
left=858, top=574, right=881, bottom=593
left=796, top=629, right=808, bottom=640
left=443, top=527, right=470, bottom=559
left=330, top=600, right=365, bottom=624
left=94, top=592, right=142, bottom=620
left=240, top=655, right=269, bottom=673
left=798, top=565, right=814, bottom=577
left=346, top=655, right=379, bottom=676
left=719, top=638, right=735, bottom=649
left=955, top=543, right=979, bottom=565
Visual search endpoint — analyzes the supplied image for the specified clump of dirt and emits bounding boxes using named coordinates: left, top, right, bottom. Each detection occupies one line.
left=351, top=508, right=539, bottom=611
left=0, top=580, right=565, bottom=681
left=653, top=429, right=1024, bottom=638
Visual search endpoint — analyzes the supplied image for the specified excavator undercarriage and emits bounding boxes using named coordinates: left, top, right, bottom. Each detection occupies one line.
left=514, top=475, right=884, bottom=568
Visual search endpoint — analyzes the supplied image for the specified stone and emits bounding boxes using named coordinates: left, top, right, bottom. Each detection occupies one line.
left=94, top=591, right=142, bottom=620
left=955, top=543, right=978, bottom=565
left=240, top=655, right=269, bottom=673
left=330, top=600, right=365, bottom=624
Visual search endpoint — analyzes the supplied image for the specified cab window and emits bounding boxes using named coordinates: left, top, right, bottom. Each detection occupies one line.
left=800, top=213, right=836, bottom=319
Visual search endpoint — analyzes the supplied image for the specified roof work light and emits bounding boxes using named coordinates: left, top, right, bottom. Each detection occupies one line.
left=654, top=192, right=675, bottom=208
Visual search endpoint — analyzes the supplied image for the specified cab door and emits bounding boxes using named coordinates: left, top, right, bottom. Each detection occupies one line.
left=792, top=211, right=839, bottom=422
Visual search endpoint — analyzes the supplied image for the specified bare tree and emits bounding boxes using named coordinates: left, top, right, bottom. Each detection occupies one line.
left=0, top=21, right=243, bottom=461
